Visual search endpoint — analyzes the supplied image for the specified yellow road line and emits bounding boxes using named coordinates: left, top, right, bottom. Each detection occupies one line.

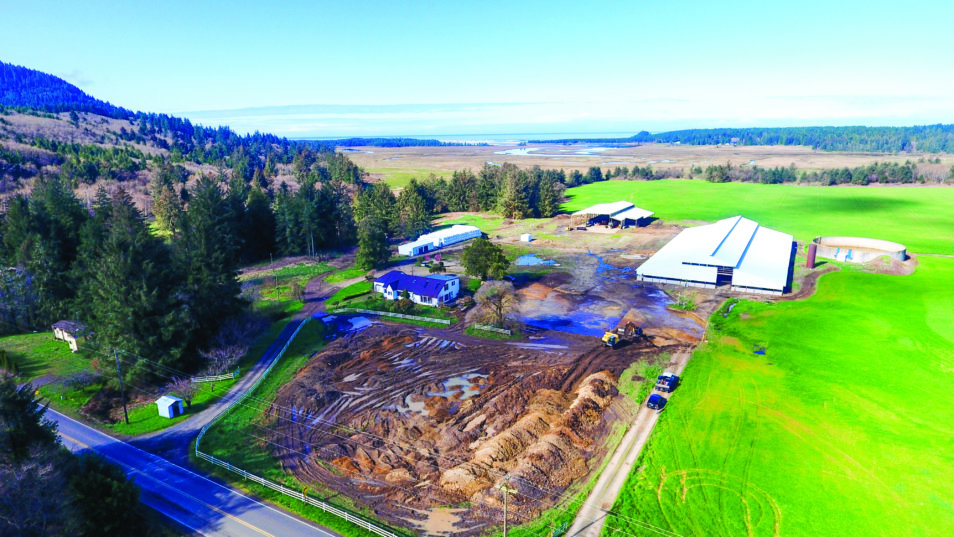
left=60, top=431, right=277, bottom=537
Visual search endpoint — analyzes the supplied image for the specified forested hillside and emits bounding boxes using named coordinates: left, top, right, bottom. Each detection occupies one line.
left=0, top=62, right=368, bottom=388
left=535, top=124, right=954, bottom=153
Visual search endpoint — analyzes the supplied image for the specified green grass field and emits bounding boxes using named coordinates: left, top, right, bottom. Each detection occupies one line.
left=439, top=213, right=506, bottom=233
left=327, top=280, right=372, bottom=304
left=0, top=332, right=92, bottom=381
left=606, top=257, right=954, bottom=537
left=563, top=180, right=954, bottom=254
left=324, top=266, right=367, bottom=283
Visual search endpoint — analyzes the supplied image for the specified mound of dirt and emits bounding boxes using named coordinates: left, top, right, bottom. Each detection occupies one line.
left=266, top=323, right=673, bottom=534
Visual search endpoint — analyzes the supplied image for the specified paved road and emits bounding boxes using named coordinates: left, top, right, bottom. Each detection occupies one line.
left=133, top=319, right=305, bottom=464
left=567, top=350, right=692, bottom=537
left=51, top=408, right=335, bottom=537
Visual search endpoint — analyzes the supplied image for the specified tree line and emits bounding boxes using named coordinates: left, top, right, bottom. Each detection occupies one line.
left=532, top=125, right=954, bottom=153
left=697, top=161, right=938, bottom=185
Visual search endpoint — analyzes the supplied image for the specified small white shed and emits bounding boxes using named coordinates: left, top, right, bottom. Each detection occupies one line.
left=156, top=395, right=184, bottom=419
left=520, top=233, right=533, bottom=242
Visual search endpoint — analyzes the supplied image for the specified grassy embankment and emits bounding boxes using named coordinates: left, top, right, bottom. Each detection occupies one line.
left=195, top=319, right=407, bottom=537
left=586, top=180, right=954, bottom=536
left=563, top=179, right=954, bottom=254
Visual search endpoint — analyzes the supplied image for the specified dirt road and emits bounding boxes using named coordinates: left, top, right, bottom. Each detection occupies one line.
left=567, top=350, right=691, bottom=537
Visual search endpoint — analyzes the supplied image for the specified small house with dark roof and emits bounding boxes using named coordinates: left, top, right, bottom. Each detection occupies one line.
left=51, top=321, right=88, bottom=352
left=373, top=271, right=460, bottom=306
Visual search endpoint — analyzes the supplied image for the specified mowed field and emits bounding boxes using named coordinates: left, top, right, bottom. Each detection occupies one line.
left=607, top=257, right=954, bottom=537
left=563, top=180, right=954, bottom=254
left=572, top=181, right=954, bottom=536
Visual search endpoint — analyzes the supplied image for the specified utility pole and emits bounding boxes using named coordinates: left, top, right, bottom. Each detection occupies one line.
left=496, top=477, right=517, bottom=537
left=113, top=350, right=129, bottom=425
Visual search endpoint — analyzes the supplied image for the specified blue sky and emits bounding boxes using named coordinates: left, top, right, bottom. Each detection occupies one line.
left=3, top=0, right=953, bottom=137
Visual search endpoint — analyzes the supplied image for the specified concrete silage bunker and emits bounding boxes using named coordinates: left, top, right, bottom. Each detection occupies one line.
left=813, top=236, right=906, bottom=263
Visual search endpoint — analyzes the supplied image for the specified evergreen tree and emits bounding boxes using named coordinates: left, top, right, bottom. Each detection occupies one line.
left=498, top=169, right=530, bottom=219
left=67, top=453, right=142, bottom=537
left=355, top=216, right=391, bottom=270
left=476, top=164, right=500, bottom=211
left=175, top=176, right=244, bottom=350
left=150, top=173, right=181, bottom=235
left=83, top=188, right=189, bottom=380
left=242, top=186, right=276, bottom=262
left=538, top=178, right=560, bottom=218
left=353, top=182, right=397, bottom=236
left=397, top=179, right=431, bottom=238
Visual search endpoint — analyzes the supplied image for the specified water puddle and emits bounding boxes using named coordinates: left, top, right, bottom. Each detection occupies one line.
left=516, top=254, right=558, bottom=266
left=428, top=373, right=487, bottom=400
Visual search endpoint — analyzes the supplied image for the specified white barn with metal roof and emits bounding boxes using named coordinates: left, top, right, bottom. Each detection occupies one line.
left=636, top=216, right=794, bottom=295
left=398, top=225, right=482, bottom=256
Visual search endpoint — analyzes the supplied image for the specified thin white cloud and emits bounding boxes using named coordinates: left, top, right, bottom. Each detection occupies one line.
left=180, top=97, right=954, bottom=138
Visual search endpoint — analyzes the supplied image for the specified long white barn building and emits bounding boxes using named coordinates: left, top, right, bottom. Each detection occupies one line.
left=636, top=216, right=794, bottom=295
left=398, top=225, right=482, bottom=256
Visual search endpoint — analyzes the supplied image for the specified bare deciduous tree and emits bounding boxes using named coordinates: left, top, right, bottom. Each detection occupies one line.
left=199, top=314, right=266, bottom=375
left=473, top=280, right=519, bottom=328
left=169, top=377, right=199, bottom=408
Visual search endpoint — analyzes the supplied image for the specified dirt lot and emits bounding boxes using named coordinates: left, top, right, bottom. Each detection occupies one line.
left=268, top=322, right=681, bottom=535
left=261, top=221, right=738, bottom=535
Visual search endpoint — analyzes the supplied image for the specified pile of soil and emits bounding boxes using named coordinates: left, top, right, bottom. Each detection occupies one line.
left=266, top=324, right=671, bottom=534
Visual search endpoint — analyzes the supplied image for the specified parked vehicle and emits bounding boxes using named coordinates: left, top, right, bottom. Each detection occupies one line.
left=647, top=393, right=667, bottom=410
left=655, top=371, right=680, bottom=393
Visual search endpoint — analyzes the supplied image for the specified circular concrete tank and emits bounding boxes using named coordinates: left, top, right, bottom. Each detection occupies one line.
left=813, top=236, right=906, bottom=263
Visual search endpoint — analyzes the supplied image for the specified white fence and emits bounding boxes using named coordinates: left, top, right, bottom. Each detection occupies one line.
left=190, top=371, right=237, bottom=384
left=472, top=324, right=512, bottom=335
left=194, top=318, right=401, bottom=537
left=332, top=307, right=451, bottom=325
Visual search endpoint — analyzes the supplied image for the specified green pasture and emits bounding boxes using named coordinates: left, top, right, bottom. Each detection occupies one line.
left=0, top=332, right=92, bottom=381
left=563, top=180, right=954, bottom=254
left=606, top=257, right=954, bottom=537
left=439, top=213, right=505, bottom=233
left=325, top=266, right=367, bottom=283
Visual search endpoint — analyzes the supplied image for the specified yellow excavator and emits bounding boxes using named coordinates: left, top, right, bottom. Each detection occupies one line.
left=601, top=322, right=642, bottom=348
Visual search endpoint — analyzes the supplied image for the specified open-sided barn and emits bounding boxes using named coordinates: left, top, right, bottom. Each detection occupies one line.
left=572, top=200, right=654, bottom=227
left=636, top=216, right=794, bottom=295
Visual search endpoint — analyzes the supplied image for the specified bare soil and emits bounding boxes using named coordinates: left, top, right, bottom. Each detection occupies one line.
left=267, top=321, right=691, bottom=535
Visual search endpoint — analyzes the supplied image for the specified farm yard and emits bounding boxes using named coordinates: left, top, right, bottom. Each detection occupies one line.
left=200, top=232, right=717, bottom=535
left=177, top=169, right=954, bottom=537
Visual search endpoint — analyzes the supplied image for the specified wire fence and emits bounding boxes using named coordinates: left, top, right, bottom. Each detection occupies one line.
left=194, top=318, right=401, bottom=537
left=331, top=307, right=451, bottom=325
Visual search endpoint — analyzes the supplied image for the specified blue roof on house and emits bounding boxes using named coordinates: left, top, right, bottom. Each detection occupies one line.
left=374, top=271, right=458, bottom=299
left=374, top=270, right=405, bottom=288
